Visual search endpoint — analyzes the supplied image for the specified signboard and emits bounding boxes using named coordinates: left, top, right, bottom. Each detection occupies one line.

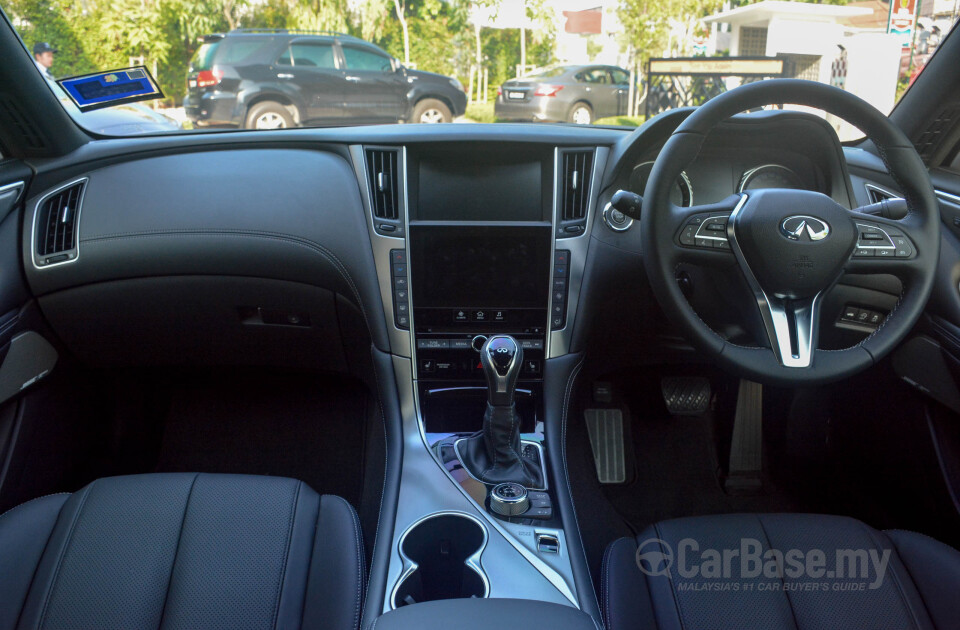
left=58, top=66, right=163, bottom=112
left=648, top=57, right=784, bottom=77
left=887, top=0, right=919, bottom=49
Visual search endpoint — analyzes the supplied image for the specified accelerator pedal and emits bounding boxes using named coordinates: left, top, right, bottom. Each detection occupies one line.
left=724, top=379, right=764, bottom=495
left=661, top=377, right=711, bottom=416
left=585, top=408, right=626, bottom=484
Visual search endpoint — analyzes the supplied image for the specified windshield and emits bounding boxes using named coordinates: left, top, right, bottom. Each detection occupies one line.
left=2, top=0, right=957, bottom=136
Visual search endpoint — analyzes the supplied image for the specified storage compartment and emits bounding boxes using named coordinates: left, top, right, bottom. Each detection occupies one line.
left=392, top=513, right=488, bottom=608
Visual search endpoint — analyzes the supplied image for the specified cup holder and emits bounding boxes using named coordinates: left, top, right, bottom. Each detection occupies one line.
left=391, top=512, right=489, bottom=608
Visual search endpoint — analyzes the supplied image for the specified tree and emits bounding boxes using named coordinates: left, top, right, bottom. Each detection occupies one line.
left=393, top=0, right=410, bottom=64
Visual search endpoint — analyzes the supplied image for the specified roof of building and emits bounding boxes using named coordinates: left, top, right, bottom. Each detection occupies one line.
left=703, top=1, right=873, bottom=26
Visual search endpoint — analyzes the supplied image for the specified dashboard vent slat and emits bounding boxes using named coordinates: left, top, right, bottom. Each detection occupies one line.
left=365, top=148, right=399, bottom=221
left=36, top=180, right=85, bottom=261
left=561, top=149, right=593, bottom=222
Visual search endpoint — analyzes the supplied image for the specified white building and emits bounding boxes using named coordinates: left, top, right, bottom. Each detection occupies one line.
left=704, top=1, right=903, bottom=137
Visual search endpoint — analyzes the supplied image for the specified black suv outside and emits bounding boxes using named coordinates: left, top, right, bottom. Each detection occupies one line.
left=184, top=29, right=467, bottom=128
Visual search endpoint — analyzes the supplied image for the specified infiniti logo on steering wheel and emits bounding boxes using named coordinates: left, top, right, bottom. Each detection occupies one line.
left=780, top=215, right=831, bottom=242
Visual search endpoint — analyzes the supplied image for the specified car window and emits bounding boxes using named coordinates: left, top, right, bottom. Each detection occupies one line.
left=341, top=46, right=392, bottom=72
left=609, top=69, right=630, bottom=85
left=577, top=68, right=608, bottom=84
left=189, top=42, right=220, bottom=72
left=525, top=66, right=569, bottom=79
left=278, top=43, right=337, bottom=69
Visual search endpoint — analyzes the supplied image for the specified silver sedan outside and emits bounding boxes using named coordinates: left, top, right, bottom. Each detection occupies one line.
left=494, top=65, right=633, bottom=124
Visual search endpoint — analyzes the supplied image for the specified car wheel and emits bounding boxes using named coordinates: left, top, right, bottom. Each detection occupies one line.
left=568, top=102, right=593, bottom=125
left=413, top=99, right=452, bottom=123
left=245, top=102, right=294, bottom=130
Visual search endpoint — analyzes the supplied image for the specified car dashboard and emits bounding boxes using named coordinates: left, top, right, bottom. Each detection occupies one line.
left=14, top=110, right=912, bottom=620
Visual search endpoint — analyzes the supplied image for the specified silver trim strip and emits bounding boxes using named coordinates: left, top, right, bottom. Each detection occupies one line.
left=30, top=177, right=88, bottom=270
left=349, top=145, right=410, bottom=357
left=937, top=189, right=960, bottom=205
left=389, top=510, right=491, bottom=610
left=865, top=182, right=900, bottom=202
left=727, top=194, right=821, bottom=368
left=0, top=181, right=24, bottom=204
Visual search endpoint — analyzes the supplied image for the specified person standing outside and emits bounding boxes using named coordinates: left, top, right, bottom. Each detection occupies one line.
left=33, top=42, right=57, bottom=80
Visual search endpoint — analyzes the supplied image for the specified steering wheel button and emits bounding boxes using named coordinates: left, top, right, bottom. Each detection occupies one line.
left=854, top=247, right=874, bottom=257
left=713, top=239, right=731, bottom=250
left=876, top=248, right=894, bottom=257
left=860, top=232, right=884, bottom=241
left=695, top=237, right=713, bottom=248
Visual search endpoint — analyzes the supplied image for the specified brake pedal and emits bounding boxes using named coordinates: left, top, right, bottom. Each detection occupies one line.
left=585, top=408, right=626, bottom=484
left=661, top=377, right=711, bottom=415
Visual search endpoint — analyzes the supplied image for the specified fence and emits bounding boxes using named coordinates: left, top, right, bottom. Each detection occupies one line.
left=644, top=57, right=785, bottom=118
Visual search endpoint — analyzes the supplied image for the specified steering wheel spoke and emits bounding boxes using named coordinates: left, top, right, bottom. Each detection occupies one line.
left=755, top=294, right=821, bottom=368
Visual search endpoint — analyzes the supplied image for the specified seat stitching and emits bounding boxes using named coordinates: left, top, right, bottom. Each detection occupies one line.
left=864, top=524, right=925, bottom=630
left=13, top=493, right=73, bottom=630
left=37, top=481, right=95, bottom=630
left=754, top=514, right=800, bottom=630
left=0, top=492, right=70, bottom=522
left=157, top=472, right=200, bottom=630
left=653, top=522, right=686, bottom=630
left=330, top=494, right=364, bottom=630
left=271, top=480, right=302, bottom=630
left=560, top=357, right=602, bottom=621
left=600, top=538, right=622, bottom=630
left=359, top=348, right=389, bottom=630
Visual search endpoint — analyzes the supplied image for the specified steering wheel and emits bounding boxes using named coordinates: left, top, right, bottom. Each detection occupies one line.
left=641, top=79, right=940, bottom=385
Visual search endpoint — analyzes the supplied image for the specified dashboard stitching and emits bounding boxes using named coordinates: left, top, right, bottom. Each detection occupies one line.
left=80, top=229, right=373, bottom=338
left=561, top=355, right=601, bottom=618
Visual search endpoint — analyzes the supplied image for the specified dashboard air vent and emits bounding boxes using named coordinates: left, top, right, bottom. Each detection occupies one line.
left=558, top=149, right=593, bottom=236
left=365, top=148, right=399, bottom=221
left=36, top=180, right=85, bottom=265
left=865, top=183, right=899, bottom=204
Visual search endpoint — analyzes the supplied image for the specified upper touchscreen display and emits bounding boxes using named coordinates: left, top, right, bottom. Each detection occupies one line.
left=411, top=225, right=550, bottom=309
left=417, top=159, right=542, bottom=221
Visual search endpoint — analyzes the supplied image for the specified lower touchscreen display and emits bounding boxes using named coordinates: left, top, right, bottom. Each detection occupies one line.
left=411, top=225, right=551, bottom=310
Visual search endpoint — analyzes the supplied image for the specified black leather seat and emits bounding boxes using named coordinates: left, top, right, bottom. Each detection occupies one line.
left=0, top=473, right=364, bottom=630
left=602, top=513, right=960, bottom=630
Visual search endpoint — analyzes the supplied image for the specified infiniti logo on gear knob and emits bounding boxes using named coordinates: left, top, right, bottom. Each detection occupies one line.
left=780, top=215, right=831, bottom=241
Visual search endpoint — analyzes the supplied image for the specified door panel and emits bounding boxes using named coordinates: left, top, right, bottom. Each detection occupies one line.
left=339, top=45, right=405, bottom=122
left=276, top=42, right=346, bottom=123
left=577, top=67, right=618, bottom=118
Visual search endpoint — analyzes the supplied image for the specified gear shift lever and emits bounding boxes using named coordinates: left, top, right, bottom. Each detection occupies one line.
left=480, top=336, right=522, bottom=407
left=458, top=335, right=544, bottom=488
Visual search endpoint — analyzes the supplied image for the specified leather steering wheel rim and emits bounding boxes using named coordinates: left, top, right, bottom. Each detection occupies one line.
left=640, top=79, right=940, bottom=386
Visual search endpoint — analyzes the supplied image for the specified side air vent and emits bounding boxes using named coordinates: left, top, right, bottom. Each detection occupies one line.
left=364, top=147, right=402, bottom=235
left=558, top=149, right=593, bottom=237
left=865, top=183, right=900, bottom=204
left=35, top=179, right=86, bottom=266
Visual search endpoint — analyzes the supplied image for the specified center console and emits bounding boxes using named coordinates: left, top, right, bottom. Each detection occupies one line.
left=351, top=141, right=607, bottom=623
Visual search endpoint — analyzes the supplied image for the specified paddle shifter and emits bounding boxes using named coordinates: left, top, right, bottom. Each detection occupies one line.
left=458, top=335, right=544, bottom=488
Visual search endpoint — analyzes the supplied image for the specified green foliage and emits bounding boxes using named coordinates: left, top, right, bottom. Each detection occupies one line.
left=465, top=101, right=496, bottom=122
